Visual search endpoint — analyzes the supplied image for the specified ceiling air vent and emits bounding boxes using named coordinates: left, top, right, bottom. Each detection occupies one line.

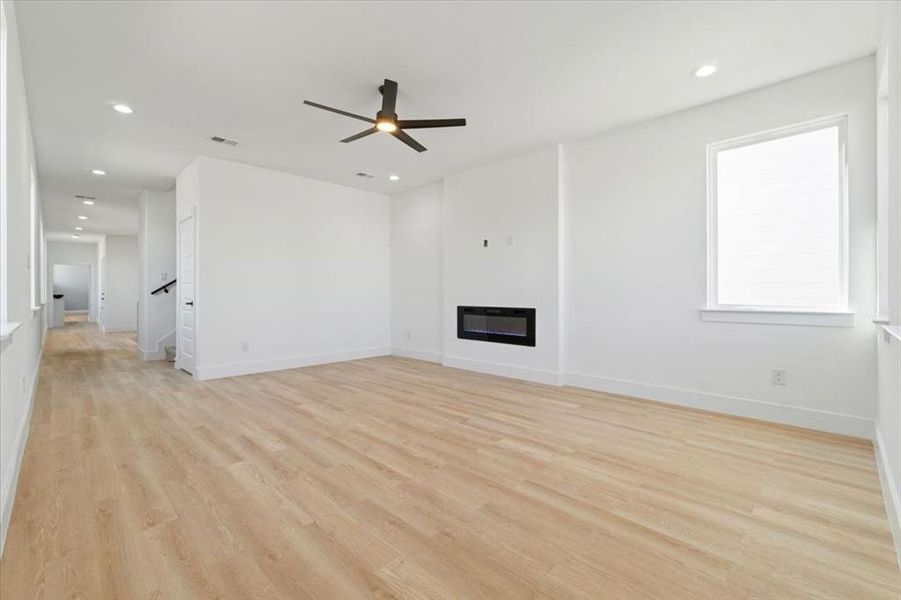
left=209, top=135, right=240, bottom=146
left=74, top=194, right=96, bottom=200
left=356, top=171, right=375, bottom=179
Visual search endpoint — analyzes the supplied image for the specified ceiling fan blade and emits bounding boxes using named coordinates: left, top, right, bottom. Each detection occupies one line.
left=396, top=118, right=466, bottom=129
left=340, top=127, right=378, bottom=143
left=303, top=100, right=374, bottom=124
left=392, top=129, right=427, bottom=153
left=380, top=79, right=398, bottom=117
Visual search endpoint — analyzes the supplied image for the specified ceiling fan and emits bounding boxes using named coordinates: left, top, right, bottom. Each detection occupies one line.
left=303, top=79, right=466, bottom=153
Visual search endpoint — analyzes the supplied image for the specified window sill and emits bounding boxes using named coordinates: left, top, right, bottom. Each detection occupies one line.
left=882, top=325, right=901, bottom=342
left=700, top=308, right=855, bottom=327
left=1, top=321, right=23, bottom=346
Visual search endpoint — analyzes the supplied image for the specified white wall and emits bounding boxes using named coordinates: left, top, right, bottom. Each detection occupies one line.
left=45, top=240, right=98, bottom=322
left=442, top=146, right=564, bottom=384
left=138, top=189, right=176, bottom=360
left=52, top=264, right=89, bottom=310
left=390, top=182, right=443, bottom=362
left=390, top=59, right=878, bottom=439
left=565, top=58, right=876, bottom=437
left=874, top=0, right=901, bottom=566
left=0, top=0, right=45, bottom=556
left=101, top=235, right=138, bottom=332
left=176, top=156, right=391, bottom=380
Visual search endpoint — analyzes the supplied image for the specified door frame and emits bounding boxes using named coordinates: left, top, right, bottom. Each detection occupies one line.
left=176, top=207, right=198, bottom=376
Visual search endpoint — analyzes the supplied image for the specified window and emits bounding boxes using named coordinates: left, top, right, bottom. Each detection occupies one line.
left=0, top=0, right=7, bottom=324
left=876, top=58, right=891, bottom=322
left=706, top=116, right=849, bottom=321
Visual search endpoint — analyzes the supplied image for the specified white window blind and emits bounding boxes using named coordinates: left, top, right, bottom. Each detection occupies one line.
left=708, top=117, right=847, bottom=311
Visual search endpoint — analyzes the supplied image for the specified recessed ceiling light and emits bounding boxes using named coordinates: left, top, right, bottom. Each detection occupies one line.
left=91, top=169, right=106, bottom=176
left=82, top=199, right=95, bottom=205
left=75, top=226, right=84, bottom=231
left=692, top=64, right=717, bottom=78
left=389, top=174, right=400, bottom=181
left=78, top=215, right=88, bottom=220
left=112, top=104, right=133, bottom=114
left=72, top=234, right=80, bottom=239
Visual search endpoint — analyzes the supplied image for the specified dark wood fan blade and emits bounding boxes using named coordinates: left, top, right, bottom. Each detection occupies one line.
left=380, top=79, right=398, bottom=116
left=396, top=118, right=466, bottom=129
left=303, top=100, right=374, bottom=124
left=340, top=127, right=378, bottom=143
left=392, top=129, right=427, bottom=152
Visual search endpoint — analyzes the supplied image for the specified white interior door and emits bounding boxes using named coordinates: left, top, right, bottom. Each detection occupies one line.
left=177, top=213, right=196, bottom=374
left=99, top=256, right=107, bottom=326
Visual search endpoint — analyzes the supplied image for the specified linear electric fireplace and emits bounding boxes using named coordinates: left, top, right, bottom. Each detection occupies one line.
left=457, top=306, right=536, bottom=346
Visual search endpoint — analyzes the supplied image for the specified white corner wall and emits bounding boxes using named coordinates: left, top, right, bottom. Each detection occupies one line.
left=390, top=182, right=443, bottom=362
left=101, top=235, right=138, bottom=332
left=138, top=189, right=176, bottom=360
left=0, top=0, right=45, bottom=556
left=178, top=156, right=391, bottom=380
left=442, top=146, right=564, bottom=384
left=565, top=58, right=876, bottom=437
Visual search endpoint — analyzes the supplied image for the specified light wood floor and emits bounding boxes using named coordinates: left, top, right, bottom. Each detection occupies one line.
left=1, top=320, right=898, bottom=599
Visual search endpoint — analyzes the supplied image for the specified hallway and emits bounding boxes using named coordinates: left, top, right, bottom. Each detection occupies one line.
left=1, top=321, right=899, bottom=598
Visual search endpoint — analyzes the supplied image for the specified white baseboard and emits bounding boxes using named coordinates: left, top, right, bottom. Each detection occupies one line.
left=565, top=372, right=873, bottom=439
left=140, top=349, right=167, bottom=361
left=0, top=345, right=41, bottom=557
left=874, top=427, right=901, bottom=570
left=383, top=355, right=872, bottom=438
left=390, top=347, right=443, bottom=364
left=442, top=355, right=564, bottom=386
left=195, top=346, right=391, bottom=381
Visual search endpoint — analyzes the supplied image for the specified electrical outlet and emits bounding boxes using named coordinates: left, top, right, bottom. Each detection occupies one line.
left=507, top=234, right=515, bottom=247
left=405, top=331, right=411, bottom=340
left=772, top=369, right=786, bottom=386
left=240, top=341, right=249, bottom=352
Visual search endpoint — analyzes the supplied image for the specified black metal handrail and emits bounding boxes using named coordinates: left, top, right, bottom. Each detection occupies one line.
left=151, top=279, right=177, bottom=295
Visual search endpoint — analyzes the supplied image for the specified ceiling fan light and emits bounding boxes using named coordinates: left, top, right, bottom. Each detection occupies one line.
left=376, top=121, right=397, bottom=132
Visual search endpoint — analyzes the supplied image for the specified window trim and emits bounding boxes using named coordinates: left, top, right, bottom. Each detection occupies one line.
left=0, top=0, right=8, bottom=325
left=29, top=166, right=39, bottom=309
left=705, top=114, right=850, bottom=318
left=699, top=307, right=855, bottom=328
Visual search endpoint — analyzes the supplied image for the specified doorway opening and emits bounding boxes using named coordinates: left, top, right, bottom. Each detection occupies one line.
left=52, top=263, right=91, bottom=326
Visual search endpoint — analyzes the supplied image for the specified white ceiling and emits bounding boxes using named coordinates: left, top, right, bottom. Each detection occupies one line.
left=17, top=1, right=886, bottom=238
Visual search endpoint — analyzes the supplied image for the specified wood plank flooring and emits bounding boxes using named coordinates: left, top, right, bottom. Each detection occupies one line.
left=1, top=319, right=898, bottom=598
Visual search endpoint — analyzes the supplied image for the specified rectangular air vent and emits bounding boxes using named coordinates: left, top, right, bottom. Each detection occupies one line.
left=74, top=194, right=96, bottom=200
left=210, top=135, right=240, bottom=146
